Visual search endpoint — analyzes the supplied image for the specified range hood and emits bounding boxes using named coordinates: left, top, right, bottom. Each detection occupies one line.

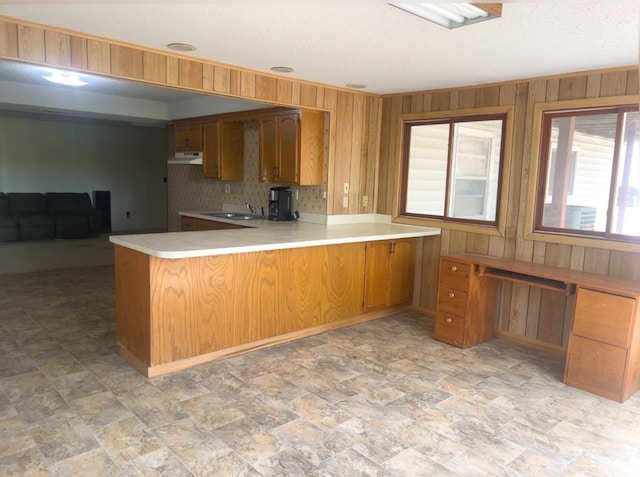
left=168, top=151, right=203, bottom=165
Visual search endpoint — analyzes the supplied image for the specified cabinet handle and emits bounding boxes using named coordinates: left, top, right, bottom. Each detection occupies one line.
left=446, top=318, right=452, bottom=324
left=451, top=265, right=458, bottom=272
left=449, top=292, right=455, bottom=298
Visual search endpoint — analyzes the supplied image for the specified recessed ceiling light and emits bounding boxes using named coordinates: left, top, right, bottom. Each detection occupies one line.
left=167, top=43, right=196, bottom=52
left=270, top=66, right=294, bottom=73
left=346, top=83, right=367, bottom=89
left=42, top=69, right=87, bottom=86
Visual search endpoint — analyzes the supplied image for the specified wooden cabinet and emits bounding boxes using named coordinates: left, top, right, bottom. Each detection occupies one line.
left=565, top=287, right=640, bottom=402
left=434, top=257, right=498, bottom=348
left=259, top=109, right=325, bottom=185
left=203, top=120, right=244, bottom=180
left=180, top=216, right=248, bottom=231
left=363, top=239, right=416, bottom=312
left=174, top=122, right=203, bottom=152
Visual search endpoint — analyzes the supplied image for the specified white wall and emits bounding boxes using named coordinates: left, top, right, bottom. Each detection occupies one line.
left=0, top=113, right=168, bottom=233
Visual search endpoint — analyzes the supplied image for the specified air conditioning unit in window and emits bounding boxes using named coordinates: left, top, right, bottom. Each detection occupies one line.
left=544, top=204, right=596, bottom=231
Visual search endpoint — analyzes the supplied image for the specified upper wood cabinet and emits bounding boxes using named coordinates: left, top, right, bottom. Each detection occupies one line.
left=203, top=120, right=244, bottom=181
left=174, top=122, right=203, bottom=152
left=259, top=109, right=325, bottom=185
left=363, top=239, right=416, bottom=312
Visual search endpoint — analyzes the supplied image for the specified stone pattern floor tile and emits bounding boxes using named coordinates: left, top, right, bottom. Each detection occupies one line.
left=1, top=265, right=640, bottom=476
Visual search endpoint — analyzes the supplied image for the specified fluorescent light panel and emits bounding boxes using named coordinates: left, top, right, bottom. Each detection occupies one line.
left=391, top=3, right=501, bottom=29
left=42, top=69, right=87, bottom=86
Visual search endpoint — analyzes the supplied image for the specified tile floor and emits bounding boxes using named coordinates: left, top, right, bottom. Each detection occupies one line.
left=1, top=265, right=639, bottom=476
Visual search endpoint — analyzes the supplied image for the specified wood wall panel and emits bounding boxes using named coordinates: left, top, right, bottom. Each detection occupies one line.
left=87, top=39, right=110, bottom=73
left=143, top=51, right=166, bottom=83
left=70, top=36, right=88, bottom=69
left=0, top=21, right=18, bottom=57
left=17, top=25, right=45, bottom=61
left=111, top=44, right=143, bottom=79
left=44, top=31, right=71, bottom=66
left=380, top=66, right=639, bottom=348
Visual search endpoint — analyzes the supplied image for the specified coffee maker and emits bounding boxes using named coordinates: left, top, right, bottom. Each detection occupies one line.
left=268, top=186, right=293, bottom=221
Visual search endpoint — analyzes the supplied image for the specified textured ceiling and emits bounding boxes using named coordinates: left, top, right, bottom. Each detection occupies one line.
left=0, top=1, right=637, bottom=95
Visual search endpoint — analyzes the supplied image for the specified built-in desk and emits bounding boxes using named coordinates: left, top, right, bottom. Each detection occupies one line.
left=434, top=253, right=640, bottom=402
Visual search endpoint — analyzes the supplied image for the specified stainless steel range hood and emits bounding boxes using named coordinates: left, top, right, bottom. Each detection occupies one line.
left=167, top=151, right=203, bottom=165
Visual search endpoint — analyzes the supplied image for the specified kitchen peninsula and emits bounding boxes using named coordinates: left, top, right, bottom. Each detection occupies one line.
left=110, top=217, right=440, bottom=377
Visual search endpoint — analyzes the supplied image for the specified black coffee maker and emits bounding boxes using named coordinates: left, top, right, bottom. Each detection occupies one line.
left=268, top=186, right=293, bottom=221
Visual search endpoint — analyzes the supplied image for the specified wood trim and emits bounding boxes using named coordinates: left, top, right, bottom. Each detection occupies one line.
left=136, top=306, right=410, bottom=377
left=494, top=329, right=566, bottom=358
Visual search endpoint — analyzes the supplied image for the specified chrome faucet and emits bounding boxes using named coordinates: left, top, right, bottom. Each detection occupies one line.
left=256, top=206, right=265, bottom=217
left=245, top=202, right=256, bottom=215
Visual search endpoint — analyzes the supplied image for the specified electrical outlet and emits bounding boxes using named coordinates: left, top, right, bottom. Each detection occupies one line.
left=362, top=195, right=369, bottom=207
left=321, top=191, right=327, bottom=199
left=294, top=188, right=299, bottom=200
left=224, top=184, right=231, bottom=193
left=343, top=182, right=349, bottom=194
left=343, top=196, right=348, bottom=208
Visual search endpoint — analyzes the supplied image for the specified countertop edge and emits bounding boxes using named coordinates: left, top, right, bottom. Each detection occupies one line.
left=109, top=223, right=440, bottom=259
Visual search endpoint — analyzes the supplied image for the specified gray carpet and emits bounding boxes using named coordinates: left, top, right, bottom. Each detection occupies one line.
left=0, top=234, right=114, bottom=275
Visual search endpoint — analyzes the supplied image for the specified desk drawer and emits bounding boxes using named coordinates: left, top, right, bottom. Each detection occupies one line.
left=439, top=259, right=470, bottom=290
left=573, top=288, right=634, bottom=348
left=434, top=313, right=464, bottom=347
left=437, top=285, right=467, bottom=317
left=565, top=335, right=626, bottom=402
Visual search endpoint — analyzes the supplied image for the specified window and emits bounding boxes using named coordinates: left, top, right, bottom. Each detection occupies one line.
left=400, top=113, right=506, bottom=226
left=535, top=104, right=640, bottom=242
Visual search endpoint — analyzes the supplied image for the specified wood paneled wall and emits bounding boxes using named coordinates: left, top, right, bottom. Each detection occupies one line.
left=382, top=67, right=640, bottom=350
left=0, top=16, right=379, bottom=216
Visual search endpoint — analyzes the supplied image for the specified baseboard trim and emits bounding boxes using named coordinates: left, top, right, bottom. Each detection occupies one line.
left=121, top=305, right=411, bottom=378
left=494, top=329, right=567, bottom=358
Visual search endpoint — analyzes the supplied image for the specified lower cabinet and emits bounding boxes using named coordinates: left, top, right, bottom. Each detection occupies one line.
left=363, top=239, right=416, bottom=312
left=433, top=257, right=498, bottom=348
left=180, top=216, right=248, bottom=231
left=564, top=287, right=639, bottom=402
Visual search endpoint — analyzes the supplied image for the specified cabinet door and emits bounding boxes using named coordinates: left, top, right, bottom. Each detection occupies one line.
left=203, top=121, right=221, bottom=178
left=277, top=114, right=300, bottom=183
left=389, top=239, right=416, bottom=306
left=175, top=123, right=202, bottom=152
left=363, top=241, right=391, bottom=311
left=219, top=121, right=244, bottom=181
left=363, top=239, right=416, bottom=311
left=259, top=116, right=278, bottom=181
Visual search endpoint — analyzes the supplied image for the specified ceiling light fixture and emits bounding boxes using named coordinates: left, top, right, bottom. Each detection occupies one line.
left=42, top=69, right=87, bottom=86
left=346, top=83, right=367, bottom=90
left=167, top=43, right=196, bottom=52
left=270, top=66, right=294, bottom=73
left=390, top=3, right=502, bottom=29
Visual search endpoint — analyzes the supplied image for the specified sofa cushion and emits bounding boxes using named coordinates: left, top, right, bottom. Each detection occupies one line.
left=0, top=216, right=20, bottom=242
left=18, top=215, right=55, bottom=241
left=46, top=192, right=94, bottom=215
left=8, top=193, right=48, bottom=217
left=0, top=192, right=10, bottom=218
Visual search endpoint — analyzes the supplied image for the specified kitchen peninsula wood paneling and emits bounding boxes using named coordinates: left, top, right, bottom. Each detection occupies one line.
left=114, top=242, right=372, bottom=376
left=380, top=66, right=640, bottom=350
left=0, top=16, right=379, bottom=217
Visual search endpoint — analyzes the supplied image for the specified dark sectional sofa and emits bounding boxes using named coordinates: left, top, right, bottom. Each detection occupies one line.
left=0, top=192, right=102, bottom=242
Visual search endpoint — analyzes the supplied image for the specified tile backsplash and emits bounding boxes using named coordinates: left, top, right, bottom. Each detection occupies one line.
left=167, top=121, right=327, bottom=231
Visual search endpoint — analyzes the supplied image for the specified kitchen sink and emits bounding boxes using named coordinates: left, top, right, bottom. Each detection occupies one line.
left=202, top=212, right=258, bottom=220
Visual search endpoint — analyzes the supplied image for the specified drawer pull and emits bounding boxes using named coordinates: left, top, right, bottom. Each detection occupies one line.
left=451, top=265, right=458, bottom=272
left=446, top=318, right=452, bottom=324
left=449, top=292, right=455, bottom=298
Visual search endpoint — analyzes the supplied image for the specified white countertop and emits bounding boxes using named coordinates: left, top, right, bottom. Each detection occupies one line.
left=109, top=212, right=440, bottom=259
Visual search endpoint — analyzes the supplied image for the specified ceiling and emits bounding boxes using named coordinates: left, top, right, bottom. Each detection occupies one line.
left=0, top=1, right=637, bottom=118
